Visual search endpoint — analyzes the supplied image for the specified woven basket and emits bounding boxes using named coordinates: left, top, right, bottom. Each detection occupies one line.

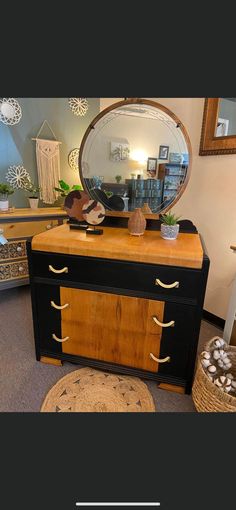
left=192, top=336, right=236, bottom=412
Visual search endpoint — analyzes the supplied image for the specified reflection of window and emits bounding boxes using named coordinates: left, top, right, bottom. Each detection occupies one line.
left=216, top=118, right=229, bottom=136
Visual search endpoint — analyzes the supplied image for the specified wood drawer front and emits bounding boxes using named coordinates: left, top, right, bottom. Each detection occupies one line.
left=0, top=220, right=59, bottom=240
left=33, top=284, right=196, bottom=380
left=31, top=251, right=201, bottom=301
left=0, top=240, right=26, bottom=262
left=60, top=288, right=165, bottom=372
left=0, top=259, right=29, bottom=281
left=59, top=289, right=196, bottom=379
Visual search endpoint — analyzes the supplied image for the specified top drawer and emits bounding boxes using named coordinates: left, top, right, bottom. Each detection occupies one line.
left=0, top=240, right=26, bottom=262
left=30, top=251, right=202, bottom=303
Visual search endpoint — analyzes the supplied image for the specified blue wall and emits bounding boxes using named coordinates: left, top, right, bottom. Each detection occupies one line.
left=0, top=98, right=100, bottom=207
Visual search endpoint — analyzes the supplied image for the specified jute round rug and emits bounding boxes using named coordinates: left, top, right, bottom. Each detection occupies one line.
left=40, top=367, right=155, bottom=412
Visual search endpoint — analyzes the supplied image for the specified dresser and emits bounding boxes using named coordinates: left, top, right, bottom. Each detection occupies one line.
left=27, top=223, right=209, bottom=394
left=0, top=208, right=67, bottom=290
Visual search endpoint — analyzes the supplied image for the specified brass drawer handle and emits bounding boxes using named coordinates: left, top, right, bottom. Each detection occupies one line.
left=150, top=352, right=170, bottom=363
left=155, top=278, right=179, bottom=289
left=52, top=333, right=69, bottom=343
left=51, top=301, right=69, bottom=310
left=49, top=265, right=68, bottom=274
left=152, top=315, right=175, bottom=328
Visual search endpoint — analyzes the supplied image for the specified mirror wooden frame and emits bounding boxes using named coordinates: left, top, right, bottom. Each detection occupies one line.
left=199, top=98, right=236, bottom=155
left=79, top=98, right=192, bottom=218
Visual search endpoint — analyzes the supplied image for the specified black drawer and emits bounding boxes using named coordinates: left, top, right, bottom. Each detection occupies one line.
left=158, top=302, right=197, bottom=379
left=30, top=250, right=202, bottom=302
left=34, top=284, right=62, bottom=355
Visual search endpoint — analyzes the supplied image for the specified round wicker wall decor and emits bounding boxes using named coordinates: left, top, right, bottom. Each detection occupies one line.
left=68, top=148, right=80, bottom=170
left=41, top=367, right=155, bottom=412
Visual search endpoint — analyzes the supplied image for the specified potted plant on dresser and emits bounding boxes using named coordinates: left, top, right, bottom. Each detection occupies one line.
left=22, top=178, right=41, bottom=209
left=160, top=211, right=181, bottom=240
left=0, top=183, right=14, bottom=211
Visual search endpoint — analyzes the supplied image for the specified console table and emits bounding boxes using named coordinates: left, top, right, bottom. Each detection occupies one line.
left=0, top=208, right=67, bottom=290
left=27, top=223, right=209, bottom=394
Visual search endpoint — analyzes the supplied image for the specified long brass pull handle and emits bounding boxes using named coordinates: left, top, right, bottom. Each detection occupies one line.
left=49, top=265, right=68, bottom=274
left=152, top=316, right=175, bottom=328
left=52, top=333, right=69, bottom=343
left=51, top=301, right=69, bottom=310
left=150, top=352, right=170, bottom=363
left=155, top=278, right=179, bottom=289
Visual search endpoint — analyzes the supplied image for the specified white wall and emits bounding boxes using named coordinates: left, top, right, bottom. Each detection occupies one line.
left=100, top=98, right=236, bottom=319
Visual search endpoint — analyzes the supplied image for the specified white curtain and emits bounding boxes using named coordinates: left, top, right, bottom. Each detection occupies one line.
left=36, top=139, right=61, bottom=204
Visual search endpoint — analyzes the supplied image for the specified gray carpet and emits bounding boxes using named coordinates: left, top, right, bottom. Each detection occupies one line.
left=0, top=286, right=222, bottom=412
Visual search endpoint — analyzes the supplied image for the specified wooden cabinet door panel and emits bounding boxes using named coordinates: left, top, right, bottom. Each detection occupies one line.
left=60, top=287, right=165, bottom=372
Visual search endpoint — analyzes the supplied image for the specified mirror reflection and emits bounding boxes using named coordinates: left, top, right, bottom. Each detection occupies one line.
left=80, top=102, right=190, bottom=213
left=216, top=98, right=236, bottom=137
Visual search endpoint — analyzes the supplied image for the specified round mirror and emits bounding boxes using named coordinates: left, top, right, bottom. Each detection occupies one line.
left=79, top=99, right=192, bottom=215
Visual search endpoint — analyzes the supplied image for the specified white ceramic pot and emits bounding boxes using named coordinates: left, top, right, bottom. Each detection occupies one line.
left=0, top=199, right=9, bottom=211
left=28, top=198, right=39, bottom=209
left=161, top=223, right=179, bottom=240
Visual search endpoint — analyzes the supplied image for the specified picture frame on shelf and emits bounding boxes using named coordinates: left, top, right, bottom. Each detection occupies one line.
left=158, top=145, right=169, bottom=160
left=147, top=157, right=157, bottom=178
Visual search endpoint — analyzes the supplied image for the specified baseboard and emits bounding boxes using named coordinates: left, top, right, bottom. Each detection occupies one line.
left=203, top=310, right=225, bottom=330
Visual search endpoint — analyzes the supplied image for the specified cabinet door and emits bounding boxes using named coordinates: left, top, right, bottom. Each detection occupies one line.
left=60, top=287, right=165, bottom=372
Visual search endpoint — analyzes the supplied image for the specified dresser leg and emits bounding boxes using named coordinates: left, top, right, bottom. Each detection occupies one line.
left=158, top=382, right=185, bottom=394
left=40, top=356, right=62, bottom=366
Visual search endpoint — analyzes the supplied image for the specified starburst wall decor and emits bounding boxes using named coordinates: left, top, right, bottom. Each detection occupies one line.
left=68, top=98, right=88, bottom=117
left=5, top=165, right=30, bottom=189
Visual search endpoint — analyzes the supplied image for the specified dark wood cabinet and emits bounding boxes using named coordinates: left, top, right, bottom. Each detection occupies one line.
left=27, top=223, right=209, bottom=394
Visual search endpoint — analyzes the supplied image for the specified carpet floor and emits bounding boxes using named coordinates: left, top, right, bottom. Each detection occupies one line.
left=0, top=286, right=223, bottom=412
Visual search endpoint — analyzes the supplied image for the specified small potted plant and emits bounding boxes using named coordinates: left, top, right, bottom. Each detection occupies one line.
left=115, top=175, right=122, bottom=184
left=0, top=183, right=14, bottom=211
left=160, top=211, right=181, bottom=240
left=23, top=178, right=41, bottom=209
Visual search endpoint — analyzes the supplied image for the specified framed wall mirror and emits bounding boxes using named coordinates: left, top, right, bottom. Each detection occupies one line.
left=79, top=98, right=192, bottom=217
left=199, top=98, right=236, bottom=155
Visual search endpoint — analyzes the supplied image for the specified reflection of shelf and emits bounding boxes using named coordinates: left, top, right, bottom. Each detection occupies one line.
left=167, top=173, right=185, bottom=177
left=125, top=178, right=164, bottom=211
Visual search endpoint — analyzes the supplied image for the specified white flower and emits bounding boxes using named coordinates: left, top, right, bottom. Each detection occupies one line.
left=6, top=166, right=30, bottom=189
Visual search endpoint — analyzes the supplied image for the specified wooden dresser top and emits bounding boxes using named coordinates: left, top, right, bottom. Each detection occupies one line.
left=0, top=207, right=67, bottom=221
left=32, top=224, right=204, bottom=269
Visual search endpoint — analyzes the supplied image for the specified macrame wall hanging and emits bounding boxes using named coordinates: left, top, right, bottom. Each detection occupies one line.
left=32, top=120, right=61, bottom=204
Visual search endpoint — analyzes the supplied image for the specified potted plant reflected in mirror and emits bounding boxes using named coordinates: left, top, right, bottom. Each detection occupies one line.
left=22, top=179, right=41, bottom=209
left=160, top=211, right=181, bottom=240
left=0, top=183, right=14, bottom=211
left=54, top=180, right=83, bottom=208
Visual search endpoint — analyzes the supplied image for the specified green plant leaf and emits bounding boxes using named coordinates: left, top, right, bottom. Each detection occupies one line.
left=160, top=210, right=181, bottom=225
left=72, top=185, right=82, bottom=190
left=59, top=180, right=70, bottom=191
